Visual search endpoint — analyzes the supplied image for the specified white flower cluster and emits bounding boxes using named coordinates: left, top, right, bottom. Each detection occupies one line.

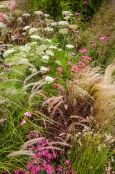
left=40, top=66, right=49, bottom=74
left=20, top=45, right=31, bottom=52
left=49, top=45, right=57, bottom=49
left=45, top=50, right=54, bottom=56
left=23, top=13, right=30, bottom=17
left=34, top=11, right=43, bottom=15
left=66, top=44, right=74, bottom=48
left=50, top=22, right=58, bottom=26
left=42, top=55, right=50, bottom=63
left=45, top=76, right=54, bottom=84
left=23, top=26, right=30, bottom=30
left=44, top=14, right=50, bottom=17
left=29, top=28, right=37, bottom=35
left=58, top=21, right=69, bottom=26
left=0, top=22, right=6, bottom=28
left=3, top=49, right=15, bottom=57
left=62, top=11, right=73, bottom=16
left=44, top=27, right=54, bottom=32
left=30, top=35, right=42, bottom=40
left=17, top=17, right=23, bottom=22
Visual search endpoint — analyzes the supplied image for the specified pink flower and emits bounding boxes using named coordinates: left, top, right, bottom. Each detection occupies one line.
left=71, top=66, right=78, bottom=73
left=82, top=56, right=92, bottom=62
left=72, top=52, right=76, bottom=56
left=53, top=83, right=58, bottom=88
left=9, top=2, right=16, bottom=12
left=76, top=12, right=79, bottom=16
left=77, top=18, right=81, bottom=21
left=24, top=112, right=32, bottom=117
left=88, top=16, right=92, bottom=19
left=53, top=77, right=58, bottom=81
left=78, top=61, right=85, bottom=68
left=99, top=36, right=107, bottom=42
left=90, top=24, right=94, bottom=29
left=79, top=48, right=87, bottom=53
left=67, top=62, right=72, bottom=66
left=56, top=165, right=63, bottom=172
left=90, top=41, right=97, bottom=46
left=42, top=75, right=46, bottom=79
left=20, top=119, right=26, bottom=126
left=84, top=1, right=88, bottom=5
left=57, top=67, right=63, bottom=73
left=64, top=159, right=70, bottom=166
left=0, top=13, right=4, bottom=22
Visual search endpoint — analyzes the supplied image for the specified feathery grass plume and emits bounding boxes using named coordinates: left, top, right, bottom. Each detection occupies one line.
left=23, top=80, right=45, bottom=91
left=21, top=137, right=45, bottom=149
left=104, top=62, right=115, bottom=84
left=29, top=89, right=47, bottom=102
left=23, top=71, right=40, bottom=85
left=0, top=99, right=7, bottom=104
left=71, top=64, right=115, bottom=128
left=7, top=150, right=35, bottom=158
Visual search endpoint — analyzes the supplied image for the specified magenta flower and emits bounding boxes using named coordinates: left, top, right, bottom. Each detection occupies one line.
left=100, top=36, right=107, bottom=42
left=53, top=83, right=58, bottom=88
left=72, top=52, right=76, bottom=56
left=71, top=66, right=78, bottom=73
left=90, top=41, right=97, bottom=46
left=77, top=18, right=81, bottom=21
left=90, top=24, right=94, bottom=29
left=84, top=1, right=88, bottom=5
left=20, top=119, right=26, bottom=126
left=76, top=12, right=79, bottom=16
left=57, top=67, right=63, bottom=73
left=64, top=159, right=70, bottom=166
left=82, top=56, right=92, bottom=62
left=56, top=165, right=63, bottom=172
left=79, top=48, right=87, bottom=53
left=24, top=112, right=32, bottom=117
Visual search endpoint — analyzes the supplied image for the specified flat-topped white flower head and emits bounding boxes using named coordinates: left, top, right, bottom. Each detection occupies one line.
left=49, top=45, right=57, bottom=49
left=44, top=14, right=50, bottom=17
left=50, top=22, right=58, bottom=26
left=30, top=35, right=42, bottom=40
left=44, top=27, right=54, bottom=32
left=23, top=13, right=30, bottom=17
left=34, top=11, right=43, bottom=15
left=42, top=55, right=50, bottom=62
left=0, top=22, right=6, bottom=28
left=58, top=21, right=69, bottom=26
left=40, top=66, right=49, bottom=74
left=23, top=26, right=30, bottom=30
left=45, top=50, right=54, bottom=56
left=66, top=44, right=74, bottom=48
left=29, top=28, right=37, bottom=35
left=45, top=76, right=54, bottom=84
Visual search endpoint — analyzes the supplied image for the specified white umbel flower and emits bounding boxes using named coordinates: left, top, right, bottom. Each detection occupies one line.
left=29, top=28, right=37, bottom=35
left=44, top=14, right=50, bottom=17
left=34, top=11, right=43, bottom=15
left=23, top=26, right=30, bottom=30
left=45, top=76, right=54, bottom=84
left=20, top=45, right=31, bottom=52
left=42, top=55, right=50, bottom=62
left=44, top=27, right=54, bottom=32
left=62, top=11, right=73, bottom=16
left=45, top=50, right=54, bottom=56
left=3, top=49, right=15, bottom=57
left=58, top=21, right=69, bottom=26
left=17, top=17, right=23, bottom=22
left=66, top=44, right=74, bottom=48
left=30, top=35, right=42, bottom=40
left=50, top=22, right=58, bottom=26
left=0, top=22, right=6, bottom=28
left=23, top=13, right=30, bottom=17
left=40, top=66, right=49, bottom=74
left=49, top=45, right=57, bottom=49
